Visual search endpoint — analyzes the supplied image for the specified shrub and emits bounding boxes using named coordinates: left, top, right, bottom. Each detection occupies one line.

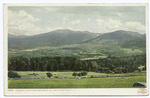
left=78, top=73, right=81, bottom=77
left=8, top=71, right=21, bottom=78
left=72, top=72, right=78, bottom=77
left=54, top=76, right=58, bottom=78
left=81, top=71, right=87, bottom=76
left=91, top=76, right=94, bottom=78
left=46, top=73, right=53, bottom=78
left=29, top=73, right=39, bottom=76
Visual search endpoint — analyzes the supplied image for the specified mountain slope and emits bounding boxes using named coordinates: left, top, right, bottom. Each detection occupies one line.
left=8, top=29, right=100, bottom=49
left=8, top=30, right=146, bottom=58
left=82, top=30, right=146, bottom=48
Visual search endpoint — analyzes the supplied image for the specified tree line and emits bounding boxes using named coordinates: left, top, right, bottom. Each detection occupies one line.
left=8, top=54, right=146, bottom=73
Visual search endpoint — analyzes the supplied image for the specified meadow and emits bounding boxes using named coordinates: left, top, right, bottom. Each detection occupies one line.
left=14, top=71, right=146, bottom=79
left=8, top=76, right=146, bottom=88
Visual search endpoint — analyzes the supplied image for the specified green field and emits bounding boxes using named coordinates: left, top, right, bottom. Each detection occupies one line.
left=8, top=76, right=146, bottom=88
left=14, top=71, right=146, bottom=78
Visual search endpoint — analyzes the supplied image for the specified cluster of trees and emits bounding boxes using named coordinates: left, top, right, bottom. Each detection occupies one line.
left=8, top=54, right=146, bottom=73
left=8, top=71, right=21, bottom=78
left=72, top=71, right=87, bottom=77
left=46, top=73, right=53, bottom=78
left=8, top=56, right=78, bottom=71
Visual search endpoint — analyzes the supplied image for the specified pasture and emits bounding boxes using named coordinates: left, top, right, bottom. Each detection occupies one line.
left=14, top=71, right=146, bottom=79
left=8, top=76, right=146, bottom=88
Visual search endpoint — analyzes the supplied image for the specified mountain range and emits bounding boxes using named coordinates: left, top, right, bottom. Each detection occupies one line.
left=8, top=29, right=146, bottom=49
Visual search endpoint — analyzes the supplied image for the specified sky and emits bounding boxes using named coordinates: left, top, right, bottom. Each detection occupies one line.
left=8, top=6, right=146, bottom=36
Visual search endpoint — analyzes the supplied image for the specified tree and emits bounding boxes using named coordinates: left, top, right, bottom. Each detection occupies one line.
left=39, top=58, right=47, bottom=71
left=46, top=73, right=53, bottom=78
left=113, top=67, right=122, bottom=73
left=52, top=59, right=59, bottom=71
left=81, top=71, right=87, bottom=76
left=78, top=73, right=81, bottom=77
left=46, top=59, right=54, bottom=71
left=64, top=59, right=71, bottom=70
left=72, top=72, right=78, bottom=77
left=83, top=61, right=88, bottom=71
left=8, top=58, right=12, bottom=71
left=70, top=57, right=78, bottom=71
left=8, top=71, right=21, bottom=78
left=30, top=58, right=36, bottom=71
left=55, top=56, right=62, bottom=71
left=109, top=65, right=115, bottom=71
left=91, top=61, right=98, bottom=72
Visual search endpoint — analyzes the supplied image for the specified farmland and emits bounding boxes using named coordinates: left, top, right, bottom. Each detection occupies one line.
left=8, top=76, right=146, bottom=88
left=13, top=71, right=146, bottom=79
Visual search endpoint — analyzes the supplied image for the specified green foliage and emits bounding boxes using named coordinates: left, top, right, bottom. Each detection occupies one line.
left=64, top=59, right=71, bottom=70
left=72, top=72, right=78, bottom=77
left=91, top=61, right=98, bottom=72
left=113, top=67, right=122, bottom=73
left=8, top=71, right=21, bottom=78
left=72, top=71, right=87, bottom=77
left=46, top=73, right=53, bottom=78
left=78, top=73, right=81, bottom=77
left=142, top=66, right=146, bottom=70
left=109, top=65, right=115, bottom=71
left=81, top=71, right=87, bottom=76
left=8, top=53, right=146, bottom=73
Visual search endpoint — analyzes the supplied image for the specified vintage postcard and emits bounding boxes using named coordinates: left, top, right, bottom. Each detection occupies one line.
left=4, top=3, right=149, bottom=96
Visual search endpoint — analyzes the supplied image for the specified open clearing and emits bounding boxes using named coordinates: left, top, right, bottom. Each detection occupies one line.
left=8, top=76, right=146, bottom=88
left=14, top=71, right=146, bottom=78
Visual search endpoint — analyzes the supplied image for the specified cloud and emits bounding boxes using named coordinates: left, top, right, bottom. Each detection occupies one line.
left=56, top=6, right=145, bottom=25
left=125, top=21, right=146, bottom=33
left=62, top=17, right=70, bottom=24
left=96, top=18, right=145, bottom=33
left=8, top=7, right=146, bottom=36
left=8, top=10, right=44, bottom=36
left=104, top=18, right=123, bottom=30
left=71, top=19, right=81, bottom=25
left=96, top=19, right=104, bottom=25
left=56, top=6, right=145, bottom=15
left=44, top=7, right=59, bottom=13
left=96, top=18, right=123, bottom=30
left=87, top=18, right=91, bottom=22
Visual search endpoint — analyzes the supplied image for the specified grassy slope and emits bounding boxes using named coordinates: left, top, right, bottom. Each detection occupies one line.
left=8, top=76, right=146, bottom=88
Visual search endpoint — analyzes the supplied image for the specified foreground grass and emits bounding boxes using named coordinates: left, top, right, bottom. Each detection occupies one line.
left=8, top=76, right=146, bottom=88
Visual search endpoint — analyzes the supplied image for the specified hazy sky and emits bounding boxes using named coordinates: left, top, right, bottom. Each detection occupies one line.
left=8, top=6, right=146, bottom=36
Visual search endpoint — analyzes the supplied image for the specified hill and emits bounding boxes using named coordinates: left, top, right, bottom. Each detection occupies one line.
left=82, top=30, right=146, bottom=48
left=8, top=29, right=100, bottom=49
left=8, top=29, right=146, bottom=58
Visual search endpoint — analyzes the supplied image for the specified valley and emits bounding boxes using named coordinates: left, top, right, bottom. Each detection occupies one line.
left=8, top=29, right=146, bottom=59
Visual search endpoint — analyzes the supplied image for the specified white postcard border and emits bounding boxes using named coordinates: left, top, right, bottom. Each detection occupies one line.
left=3, top=3, right=149, bottom=96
